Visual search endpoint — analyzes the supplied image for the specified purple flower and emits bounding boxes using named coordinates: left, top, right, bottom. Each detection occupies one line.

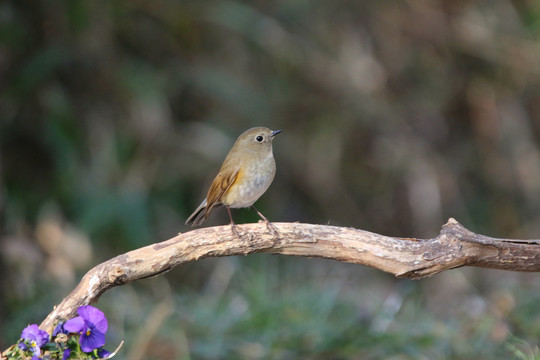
left=62, top=348, right=71, bottom=360
left=64, top=305, right=108, bottom=353
left=97, top=348, right=111, bottom=359
left=18, top=324, right=49, bottom=357
left=53, top=322, right=69, bottom=337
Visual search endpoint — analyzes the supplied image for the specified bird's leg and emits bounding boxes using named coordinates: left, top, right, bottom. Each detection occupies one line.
left=226, top=206, right=242, bottom=238
left=251, top=205, right=278, bottom=235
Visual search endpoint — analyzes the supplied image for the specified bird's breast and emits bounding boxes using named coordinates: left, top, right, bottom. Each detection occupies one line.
left=222, top=155, right=276, bottom=208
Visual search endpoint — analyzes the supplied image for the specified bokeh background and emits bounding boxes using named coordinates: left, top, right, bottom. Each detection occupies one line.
left=2, top=0, right=540, bottom=358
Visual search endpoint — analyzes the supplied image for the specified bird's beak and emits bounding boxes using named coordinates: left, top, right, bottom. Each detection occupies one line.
left=271, top=130, right=283, bottom=137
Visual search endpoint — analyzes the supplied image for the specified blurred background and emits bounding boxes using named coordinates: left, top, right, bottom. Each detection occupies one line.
left=2, top=0, right=540, bottom=358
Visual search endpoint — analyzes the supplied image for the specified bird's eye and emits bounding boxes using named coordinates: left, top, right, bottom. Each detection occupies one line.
left=256, top=135, right=264, bottom=142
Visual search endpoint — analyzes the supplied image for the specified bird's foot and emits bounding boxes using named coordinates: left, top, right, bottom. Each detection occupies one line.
left=266, top=221, right=279, bottom=236
left=230, top=223, right=256, bottom=242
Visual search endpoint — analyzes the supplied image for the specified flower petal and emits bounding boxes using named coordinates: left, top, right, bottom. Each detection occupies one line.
left=53, top=322, right=68, bottom=336
left=77, top=305, right=102, bottom=320
left=97, top=348, right=111, bottom=359
left=62, top=348, right=71, bottom=360
left=35, top=329, right=49, bottom=347
left=21, top=324, right=40, bottom=341
left=31, top=344, right=41, bottom=356
left=92, top=314, right=108, bottom=334
left=64, top=316, right=85, bottom=333
left=78, top=305, right=108, bottom=334
left=80, top=329, right=106, bottom=352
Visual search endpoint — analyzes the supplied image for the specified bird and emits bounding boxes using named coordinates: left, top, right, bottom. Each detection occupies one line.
left=185, top=127, right=282, bottom=234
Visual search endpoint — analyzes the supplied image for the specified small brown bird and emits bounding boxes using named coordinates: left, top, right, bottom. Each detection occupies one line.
left=185, top=127, right=282, bottom=233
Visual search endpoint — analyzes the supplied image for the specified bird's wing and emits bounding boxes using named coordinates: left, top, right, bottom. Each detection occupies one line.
left=185, top=166, right=240, bottom=227
left=205, top=167, right=240, bottom=214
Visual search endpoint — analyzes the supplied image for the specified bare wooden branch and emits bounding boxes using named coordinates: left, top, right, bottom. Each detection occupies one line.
left=38, top=218, right=540, bottom=333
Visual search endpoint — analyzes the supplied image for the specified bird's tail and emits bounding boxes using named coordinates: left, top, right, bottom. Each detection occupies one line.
left=185, top=199, right=207, bottom=226
left=186, top=199, right=222, bottom=226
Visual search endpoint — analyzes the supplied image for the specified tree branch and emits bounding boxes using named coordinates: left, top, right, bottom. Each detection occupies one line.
left=38, top=218, right=540, bottom=333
